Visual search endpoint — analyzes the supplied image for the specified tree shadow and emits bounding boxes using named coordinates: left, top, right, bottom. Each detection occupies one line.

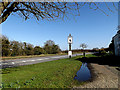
left=76, top=54, right=120, bottom=68
left=0, top=65, right=20, bottom=74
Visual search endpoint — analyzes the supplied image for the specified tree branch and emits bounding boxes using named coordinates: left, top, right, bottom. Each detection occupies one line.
left=0, top=2, right=19, bottom=24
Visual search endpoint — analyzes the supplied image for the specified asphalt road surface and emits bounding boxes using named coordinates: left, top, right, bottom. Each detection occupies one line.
left=0, top=53, right=92, bottom=69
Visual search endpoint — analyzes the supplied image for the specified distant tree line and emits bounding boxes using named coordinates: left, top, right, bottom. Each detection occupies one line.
left=1, top=35, right=61, bottom=56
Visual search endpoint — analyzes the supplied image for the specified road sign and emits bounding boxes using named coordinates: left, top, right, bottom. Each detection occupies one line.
left=68, top=34, right=73, bottom=44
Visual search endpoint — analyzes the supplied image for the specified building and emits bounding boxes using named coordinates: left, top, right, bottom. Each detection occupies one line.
left=113, top=30, right=120, bottom=56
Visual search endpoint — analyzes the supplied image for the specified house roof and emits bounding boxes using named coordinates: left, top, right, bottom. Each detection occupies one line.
left=112, top=31, right=120, bottom=40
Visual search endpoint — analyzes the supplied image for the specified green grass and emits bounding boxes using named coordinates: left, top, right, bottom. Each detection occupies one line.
left=1, top=55, right=83, bottom=88
left=85, top=54, right=99, bottom=57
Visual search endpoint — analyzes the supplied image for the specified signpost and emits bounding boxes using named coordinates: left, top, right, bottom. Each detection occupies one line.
left=68, top=34, right=73, bottom=58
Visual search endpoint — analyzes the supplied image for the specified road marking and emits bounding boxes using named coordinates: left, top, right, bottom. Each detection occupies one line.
left=43, top=58, right=49, bottom=59
left=22, top=61, right=26, bottom=62
left=37, top=59, right=43, bottom=61
left=31, top=60, right=35, bottom=61
left=12, top=62, right=15, bottom=64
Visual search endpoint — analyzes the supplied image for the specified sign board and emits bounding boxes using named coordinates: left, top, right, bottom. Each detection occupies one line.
left=68, top=51, right=72, bottom=56
left=68, top=37, right=73, bottom=44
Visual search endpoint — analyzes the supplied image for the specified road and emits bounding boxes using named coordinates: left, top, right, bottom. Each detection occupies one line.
left=0, top=53, right=92, bottom=69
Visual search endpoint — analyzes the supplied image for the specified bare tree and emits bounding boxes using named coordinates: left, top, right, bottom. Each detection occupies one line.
left=0, top=2, right=118, bottom=24
left=80, top=43, right=88, bottom=57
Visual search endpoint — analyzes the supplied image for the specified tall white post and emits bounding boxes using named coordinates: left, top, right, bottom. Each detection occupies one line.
left=68, top=34, right=73, bottom=58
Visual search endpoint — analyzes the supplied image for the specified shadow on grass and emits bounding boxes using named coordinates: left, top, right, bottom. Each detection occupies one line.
left=76, top=54, right=120, bottom=67
left=0, top=67, right=20, bottom=74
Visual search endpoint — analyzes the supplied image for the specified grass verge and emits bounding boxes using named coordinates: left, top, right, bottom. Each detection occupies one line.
left=1, top=55, right=83, bottom=88
left=1, top=53, right=66, bottom=60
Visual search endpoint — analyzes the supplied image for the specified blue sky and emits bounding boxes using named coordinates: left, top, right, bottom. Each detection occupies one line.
left=1, top=2, right=118, bottom=50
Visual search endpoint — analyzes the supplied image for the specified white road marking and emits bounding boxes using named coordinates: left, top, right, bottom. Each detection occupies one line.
left=43, top=58, right=49, bottom=59
left=52, top=57, right=60, bottom=58
left=12, top=62, right=15, bottom=64
left=37, top=59, right=43, bottom=61
left=31, top=60, right=35, bottom=61
left=22, top=61, right=26, bottom=62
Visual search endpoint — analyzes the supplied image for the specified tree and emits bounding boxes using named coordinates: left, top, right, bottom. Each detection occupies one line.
left=44, top=40, right=54, bottom=54
left=80, top=43, right=87, bottom=49
left=23, top=42, right=27, bottom=55
left=1, top=35, right=10, bottom=56
left=92, top=47, right=99, bottom=52
left=44, top=40, right=55, bottom=46
left=10, top=41, right=25, bottom=56
left=1, top=35, right=28, bottom=56
left=52, top=45, right=61, bottom=54
left=34, top=46, right=44, bottom=55
left=92, top=47, right=99, bottom=50
left=43, top=40, right=61, bottom=54
left=0, top=2, right=118, bottom=24
left=25, top=44, right=34, bottom=55
left=19, top=42, right=26, bottom=56
left=80, top=43, right=87, bottom=57
left=10, top=41, right=20, bottom=56
left=108, top=39, right=115, bottom=55
left=43, top=43, right=53, bottom=54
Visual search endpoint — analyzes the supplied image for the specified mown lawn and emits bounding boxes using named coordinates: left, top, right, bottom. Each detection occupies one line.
left=1, top=55, right=83, bottom=88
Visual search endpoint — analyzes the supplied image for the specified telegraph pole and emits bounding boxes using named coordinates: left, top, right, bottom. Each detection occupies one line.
left=68, top=34, right=73, bottom=58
